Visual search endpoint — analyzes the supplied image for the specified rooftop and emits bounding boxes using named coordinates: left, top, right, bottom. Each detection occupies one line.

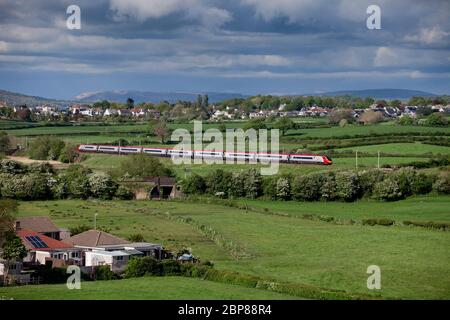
left=16, top=216, right=60, bottom=233
left=66, top=230, right=130, bottom=248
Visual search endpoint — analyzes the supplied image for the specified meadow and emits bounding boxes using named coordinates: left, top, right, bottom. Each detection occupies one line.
left=13, top=198, right=450, bottom=300
left=0, top=276, right=297, bottom=300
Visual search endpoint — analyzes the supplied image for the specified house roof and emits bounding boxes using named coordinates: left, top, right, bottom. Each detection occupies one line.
left=17, top=229, right=74, bottom=251
left=16, top=216, right=59, bottom=233
left=66, top=230, right=130, bottom=248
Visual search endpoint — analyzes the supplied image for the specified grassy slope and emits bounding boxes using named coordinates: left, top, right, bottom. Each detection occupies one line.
left=80, top=153, right=428, bottom=178
left=234, top=196, right=450, bottom=222
left=336, top=142, right=450, bottom=155
left=0, top=276, right=297, bottom=300
left=16, top=199, right=450, bottom=299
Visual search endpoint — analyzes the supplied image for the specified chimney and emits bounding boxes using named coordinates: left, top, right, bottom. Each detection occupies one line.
left=14, top=221, right=21, bottom=231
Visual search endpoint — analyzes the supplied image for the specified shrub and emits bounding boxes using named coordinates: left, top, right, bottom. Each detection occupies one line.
left=398, top=115, right=416, bottom=126
left=372, top=178, right=403, bottom=201
left=93, top=265, right=117, bottom=280
left=403, top=220, right=450, bottom=231
left=115, top=185, right=134, bottom=200
left=358, top=170, right=385, bottom=197
left=242, top=169, right=262, bottom=199
left=410, top=173, right=433, bottom=195
left=63, top=165, right=92, bottom=199
left=160, top=259, right=182, bottom=276
left=181, top=174, right=206, bottom=195
left=124, top=257, right=161, bottom=278
left=127, top=233, right=145, bottom=242
left=362, top=218, right=395, bottom=226
left=433, top=173, right=450, bottom=194
left=320, top=174, right=337, bottom=201
left=119, top=154, right=173, bottom=179
left=335, top=172, right=360, bottom=201
left=0, top=160, right=27, bottom=174
left=262, top=177, right=277, bottom=200
left=292, top=174, right=323, bottom=201
left=275, top=177, right=291, bottom=200
left=425, top=113, right=448, bottom=126
left=205, top=170, right=232, bottom=197
left=28, top=136, right=65, bottom=160
left=88, top=172, right=118, bottom=200
left=69, top=225, right=91, bottom=236
left=393, top=168, right=416, bottom=197
left=0, top=173, right=52, bottom=200
left=58, top=143, right=78, bottom=163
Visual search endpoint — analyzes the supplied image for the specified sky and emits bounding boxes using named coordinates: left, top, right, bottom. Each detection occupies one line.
left=0, top=0, right=449, bottom=99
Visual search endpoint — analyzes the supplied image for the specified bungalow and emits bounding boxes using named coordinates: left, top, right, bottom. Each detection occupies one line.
left=16, top=228, right=82, bottom=266
left=66, top=230, right=163, bottom=272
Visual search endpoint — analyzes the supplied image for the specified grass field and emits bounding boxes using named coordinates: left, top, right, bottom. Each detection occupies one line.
left=14, top=199, right=450, bottom=299
left=80, top=153, right=429, bottom=178
left=234, top=195, right=450, bottom=222
left=336, top=142, right=450, bottom=155
left=0, top=276, right=297, bottom=300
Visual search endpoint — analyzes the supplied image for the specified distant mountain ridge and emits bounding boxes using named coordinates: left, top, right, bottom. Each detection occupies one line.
left=74, top=90, right=247, bottom=104
left=0, top=90, right=72, bottom=107
left=307, top=89, right=437, bottom=100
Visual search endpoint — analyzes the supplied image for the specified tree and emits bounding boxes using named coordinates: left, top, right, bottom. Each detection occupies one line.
left=16, top=106, right=31, bottom=121
left=126, top=98, right=135, bottom=109
left=328, top=109, right=354, bottom=125
left=88, top=172, right=118, bottom=200
left=0, top=132, right=11, bottom=154
left=359, top=111, right=384, bottom=125
left=28, top=136, right=65, bottom=160
left=389, top=99, right=402, bottom=108
left=153, top=121, right=170, bottom=144
left=1, top=234, right=27, bottom=283
left=425, top=113, right=448, bottom=126
left=119, top=154, right=173, bottom=179
left=398, top=115, right=416, bottom=126
left=0, top=200, right=17, bottom=248
left=372, top=178, right=403, bottom=201
left=276, top=177, right=291, bottom=200
left=274, top=117, right=295, bottom=136
left=181, top=174, right=206, bottom=195
left=335, top=172, right=360, bottom=201
left=244, top=118, right=267, bottom=131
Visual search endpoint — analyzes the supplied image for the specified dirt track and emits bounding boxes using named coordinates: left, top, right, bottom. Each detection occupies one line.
left=6, top=156, right=70, bottom=169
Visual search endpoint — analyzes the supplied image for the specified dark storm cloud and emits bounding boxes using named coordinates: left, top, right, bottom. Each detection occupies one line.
left=0, top=0, right=448, bottom=97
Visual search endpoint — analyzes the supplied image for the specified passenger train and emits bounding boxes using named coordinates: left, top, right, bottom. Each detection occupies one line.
left=77, top=144, right=332, bottom=165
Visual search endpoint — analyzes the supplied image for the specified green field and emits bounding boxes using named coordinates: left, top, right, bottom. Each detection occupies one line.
left=0, top=276, right=297, bottom=300
left=80, top=153, right=428, bottom=178
left=14, top=199, right=450, bottom=299
left=234, top=195, right=450, bottom=222
left=336, top=142, right=450, bottom=155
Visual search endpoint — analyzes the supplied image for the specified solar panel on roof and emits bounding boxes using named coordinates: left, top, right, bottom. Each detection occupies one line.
left=26, top=235, right=48, bottom=248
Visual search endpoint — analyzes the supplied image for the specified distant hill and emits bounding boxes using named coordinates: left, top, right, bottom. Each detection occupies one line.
left=74, top=90, right=246, bottom=104
left=307, top=89, right=437, bottom=100
left=0, top=90, right=71, bottom=107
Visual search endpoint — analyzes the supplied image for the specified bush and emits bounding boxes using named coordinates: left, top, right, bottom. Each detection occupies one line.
left=372, top=178, right=403, bottom=201
left=433, top=173, right=450, bottom=194
left=63, top=165, right=92, bottom=199
left=160, top=259, right=182, bottom=276
left=362, top=218, right=395, bottom=226
left=119, top=154, right=173, bottom=179
left=28, top=136, right=65, bottom=160
left=0, top=173, right=52, bottom=200
left=127, top=233, right=145, bottom=242
left=124, top=257, right=161, bottom=278
left=93, top=265, right=117, bottom=280
left=205, top=170, right=232, bottom=197
left=410, top=173, right=433, bottom=195
left=335, top=172, right=360, bottom=201
left=292, top=174, right=323, bottom=201
left=88, top=172, right=118, bottom=200
left=0, top=160, right=27, bottom=174
left=358, top=170, right=385, bottom=197
left=69, top=224, right=91, bottom=236
left=276, top=177, right=291, bottom=200
left=181, top=174, right=206, bottom=195
left=58, top=143, right=78, bottom=163
left=403, top=220, right=450, bottom=231
left=115, top=185, right=134, bottom=200
left=262, top=177, right=277, bottom=200
left=242, top=169, right=262, bottom=199
left=320, top=174, right=337, bottom=201
left=425, top=113, right=448, bottom=126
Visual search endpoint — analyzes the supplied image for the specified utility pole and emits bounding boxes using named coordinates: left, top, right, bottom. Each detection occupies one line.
left=355, top=151, right=358, bottom=170
left=377, top=151, right=380, bottom=169
left=94, top=213, right=98, bottom=230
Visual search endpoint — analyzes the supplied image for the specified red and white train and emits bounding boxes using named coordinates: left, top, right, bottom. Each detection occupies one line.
left=77, top=144, right=333, bottom=165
